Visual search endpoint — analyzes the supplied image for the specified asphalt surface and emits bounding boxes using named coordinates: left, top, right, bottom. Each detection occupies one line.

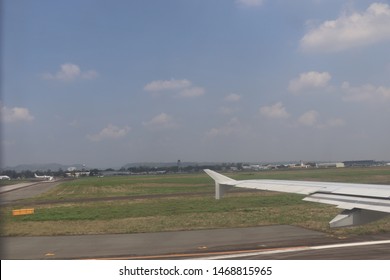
left=2, top=225, right=390, bottom=260
left=242, top=241, right=390, bottom=260
left=1, top=180, right=389, bottom=260
left=1, top=225, right=329, bottom=259
left=200, top=236, right=390, bottom=260
left=0, top=180, right=63, bottom=205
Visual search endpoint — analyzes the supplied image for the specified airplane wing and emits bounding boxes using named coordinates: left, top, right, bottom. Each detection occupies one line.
left=204, top=169, right=390, bottom=228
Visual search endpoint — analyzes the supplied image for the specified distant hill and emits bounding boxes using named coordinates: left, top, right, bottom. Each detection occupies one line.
left=121, top=162, right=220, bottom=169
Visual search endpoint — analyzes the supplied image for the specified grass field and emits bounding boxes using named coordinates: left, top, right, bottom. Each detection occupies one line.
left=1, top=167, right=390, bottom=237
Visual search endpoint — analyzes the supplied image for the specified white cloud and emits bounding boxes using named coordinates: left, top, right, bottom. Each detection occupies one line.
left=143, top=113, right=177, bottom=130
left=218, top=106, right=239, bottom=115
left=225, top=93, right=242, bottom=102
left=87, top=124, right=130, bottom=142
left=68, top=119, right=80, bottom=128
left=301, top=3, right=390, bottom=52
left=298, top=111, right=346, bottom=128
left=236, top=0, right=264, bottom=7
left=259, top=102, right=290, bottom=119
left=324, top=118, right=346, bottom=128
left=143, top=79, right=191, bottom=91
left=81, top=70, right=99, bottom=80
left=341, top=82, right=390, bottom=102
left=288, top=71, right=331, bottom=93
left=0, top=104, right=34, bottom=123
left=43, top=63, right=98, bottom=81
left=177, top=87, right=205, bottom=98
left=206, top=117, right=243, bottom=138
left=298, top=110, right=319, bottom=126
left=144, top=78, right=205, bottom=99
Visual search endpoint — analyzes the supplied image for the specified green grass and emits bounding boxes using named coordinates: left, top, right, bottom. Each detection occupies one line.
left=30, top=174, right=212, bottom=201
left=7, top=193, right=303, bottom=222
left=1, top=167, right=390, bottom=237
left=21, top=167, right=390, bottom=202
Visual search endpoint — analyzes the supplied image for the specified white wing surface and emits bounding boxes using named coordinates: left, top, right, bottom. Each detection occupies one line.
left=204, top=169, right=390, bottom=228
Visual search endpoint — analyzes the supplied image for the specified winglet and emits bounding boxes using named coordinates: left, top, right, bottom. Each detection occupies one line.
left=204, top=169, right=237, bottom=199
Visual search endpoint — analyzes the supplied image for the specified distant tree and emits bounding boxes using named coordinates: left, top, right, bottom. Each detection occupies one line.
left=24, top=170, right=34, bottom=179
left=90, top=169, right=101, bottom=176
left=1, top=170, right=17, bottom=179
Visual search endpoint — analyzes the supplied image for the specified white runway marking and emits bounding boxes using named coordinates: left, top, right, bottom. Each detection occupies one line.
left=198, top=239, right=390, bottom=260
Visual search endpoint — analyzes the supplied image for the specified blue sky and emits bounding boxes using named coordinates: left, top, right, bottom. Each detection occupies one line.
left=2, top=0, right=390, bottom=168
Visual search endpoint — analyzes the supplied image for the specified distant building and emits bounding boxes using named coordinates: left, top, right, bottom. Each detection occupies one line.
left=242, top=164, right=269, bottom=171
left=343, top=160, right=376, bottom=167
left=317, top=162, right=345, bottom=168
left=66, top=171, right=90, bottom=177
left=289, top=161, right=309, bottom=168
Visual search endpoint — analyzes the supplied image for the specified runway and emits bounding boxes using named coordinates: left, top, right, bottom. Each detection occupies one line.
left=0, top=225, right=323, bottom=259
left=199, top=239, right=390, bottom=260
left=0, top=180, right=62, bottom=205
left=1, top=180, right=389, bottom=260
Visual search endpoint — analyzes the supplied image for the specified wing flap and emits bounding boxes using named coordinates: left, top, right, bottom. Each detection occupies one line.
left=303, top=193, right=390, bottom=213
left=330, top=187, right=390, bottom=198
left=236, top=180, right=326, bottom=195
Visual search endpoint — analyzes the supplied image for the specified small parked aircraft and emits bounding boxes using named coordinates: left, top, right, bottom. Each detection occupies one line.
left=34, top=173, right=54, bottom=181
